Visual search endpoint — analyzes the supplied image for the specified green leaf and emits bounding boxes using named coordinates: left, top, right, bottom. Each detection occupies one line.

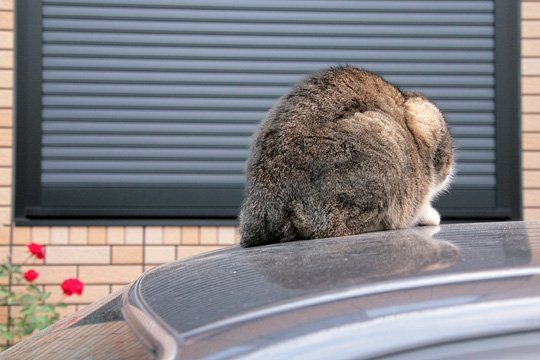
left=21, top=325, right=36, bottom=336
left=7, top=297, right=19, bottom=306
left=41, top=291, right=51, bottom=301
left=31, top=286, right=42, bottom=298
left=37, top=321, right=50, bottom=330
left=20, top=309, right=32, bottom=316
left=28, top=315, right=51, bottom=330
left=0, top=332, right=13, bottom=341
left=19, top=294, right=34, bottom=304
left=38, top=304, right=55, bottom=313
left=57, top=302, right=68, bottom=308
left=20, top=305, right=38, bottom=316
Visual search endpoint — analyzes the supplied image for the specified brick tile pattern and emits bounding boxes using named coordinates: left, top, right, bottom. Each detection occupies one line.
left=88, top=227, right=106, bottom=244
left=182, top=226, right=200, bottom=244
left=12, top=226, right=30, bottom=244
left=69, top=227, right=88, bottom=244
left=50, top=227, right=69, bottom=244
left=32, top=227, right=50, bottom=244
left=145, top=245, right=175, bottom=264
left=144, top=226, right=163, bottom=244
left=125, top=226, right=143, bottom=244
left=218, top=227, right=237, bottom=245
left=0, top=4, right=10, bottom=229
left=0, top=225, right=9, bottom=244
left=112, top=245, right=143, bottom=264
left=106, top=227, right=124, bottom=244
left=163, top=226, right=181, bottom=244
left=523, top=0, right=540, bottom=220
left=46, top=246, right=111, bottom=265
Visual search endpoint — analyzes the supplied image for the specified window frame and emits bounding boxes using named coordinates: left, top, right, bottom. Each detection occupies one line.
left=14, top=0, right=521, bottom=225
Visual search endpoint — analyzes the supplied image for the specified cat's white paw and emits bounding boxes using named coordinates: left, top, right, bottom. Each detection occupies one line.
left=414, top=225, right=441, bottom=237
left=420, top=206, right=441, bottom=226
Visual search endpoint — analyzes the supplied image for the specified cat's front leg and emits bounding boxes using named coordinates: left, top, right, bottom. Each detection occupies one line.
left=419, top=204, right=441, bottom=226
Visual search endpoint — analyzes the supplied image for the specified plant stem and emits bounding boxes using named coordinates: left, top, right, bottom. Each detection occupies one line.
left=6, top=256, right=12, bottom=348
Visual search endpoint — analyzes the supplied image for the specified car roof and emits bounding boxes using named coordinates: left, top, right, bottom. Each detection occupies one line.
left=124, top=222, right=540, bottom=359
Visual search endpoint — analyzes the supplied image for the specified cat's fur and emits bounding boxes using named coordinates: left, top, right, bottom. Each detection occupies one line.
left=239, top=66, right=454, bottom=247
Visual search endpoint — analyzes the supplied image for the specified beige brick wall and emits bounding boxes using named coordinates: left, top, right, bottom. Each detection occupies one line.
left=0, top=0, right=12, bottom=231
left=523, top=0, right=540, bottom=220
left=0, top=0, right=537, bottom=319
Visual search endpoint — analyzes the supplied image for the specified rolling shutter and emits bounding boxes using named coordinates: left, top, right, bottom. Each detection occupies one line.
left=22, top=0, right=512, bottom=220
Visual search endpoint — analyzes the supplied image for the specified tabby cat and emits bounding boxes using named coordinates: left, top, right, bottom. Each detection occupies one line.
left=240, top=66, right=454, bottom=247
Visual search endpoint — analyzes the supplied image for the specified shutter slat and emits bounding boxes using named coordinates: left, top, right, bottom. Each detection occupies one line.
left=42, top=160, right=495, bottom=176
left=42, top=173, right=246, bottom=184
left=43, top=135, right=251, bottom=148
left=43, top=84, right=494, bottom=100
left=453, top=176, right=495, bottom=188
left=454, top=139, right=495, bottom=150
left=43, top=122, right=258, bottom=135
left=43, top=6, right=494, bottom=24
left=43, top=109, right=265, bottom=122
left=41, top=44, right=494, bottom=62
left=42, top=96, right=495, bottom=112
left=457, top=163, right=495, bottom=175
left=43, top=160, right=246, bottom=173
left=43, top=135, right=493, bottom=151
left=43, top=122, right=494, bottom=137
left=43, top=148, right=497, bottom=163
left=42, top=19, right=494, bottom=37
left=43, top=147, right=251, bottom=160
left=43, top=35, right=494, bottom=50
left=43, top=1, right=494, bottom=13
left=43, top=58, right=495, bottom=74
left=42, top=109, right=494, bottom=125
left=456, top=151, right=495, bottom=162
left=41, top=174, right=495, bottom=188
left=449, top=125, right=495, bottom=137
left=43, top=71, right=496, bottom=87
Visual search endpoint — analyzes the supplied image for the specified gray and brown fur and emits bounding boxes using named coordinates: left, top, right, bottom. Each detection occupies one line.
left=239, top=66, right=454, bottom=247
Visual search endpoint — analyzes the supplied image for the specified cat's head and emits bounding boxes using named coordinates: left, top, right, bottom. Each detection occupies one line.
left=404, top=94, right=455, bottom=194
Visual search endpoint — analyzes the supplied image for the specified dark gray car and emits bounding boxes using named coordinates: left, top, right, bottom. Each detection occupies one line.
left=3, top=222, right=540, bottom=359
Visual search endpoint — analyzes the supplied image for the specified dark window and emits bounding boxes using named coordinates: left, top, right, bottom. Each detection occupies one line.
left=15, top=0, right=521, bottom=224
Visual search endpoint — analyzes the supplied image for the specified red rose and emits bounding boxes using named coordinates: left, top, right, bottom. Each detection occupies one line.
left=23, top=269, right=39, bottom=282
left=26, top=242, right=45, bottom=260
left=61, top=278, right=84, bottom=296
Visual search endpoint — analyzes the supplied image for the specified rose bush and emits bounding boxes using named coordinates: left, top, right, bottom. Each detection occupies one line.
left=0, top=243, right=84, bottom=350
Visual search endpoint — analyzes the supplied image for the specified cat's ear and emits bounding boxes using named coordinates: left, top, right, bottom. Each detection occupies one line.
left=404, top=97, right=445, bottom=148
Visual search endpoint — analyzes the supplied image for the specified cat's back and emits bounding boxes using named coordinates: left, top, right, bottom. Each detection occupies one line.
left=249, top=66, right=410, bottom=179
left=270, top=66, right=406, bottom=127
